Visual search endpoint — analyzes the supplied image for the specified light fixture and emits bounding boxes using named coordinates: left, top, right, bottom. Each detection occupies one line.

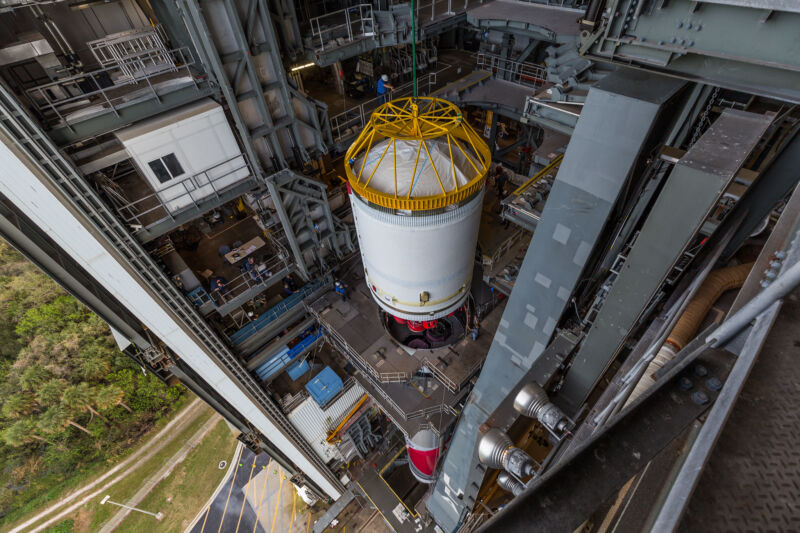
left=290, top=62, right=315, bottom=72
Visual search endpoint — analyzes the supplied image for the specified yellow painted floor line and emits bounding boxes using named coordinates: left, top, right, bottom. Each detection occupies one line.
left=199, top=504, right=212, bottom=533
left=376, top=447, right=419, bottom=518
left=269, top=471, right=284, bottom=533
left=252, top=459, right=272, bottom=533
left=355, top=481, right=397, bottom=533
left=379, top=446, right=407, bottom=476
left=217, top=445, right=244, bottom=533
left=377, top=470, right=419, bottom=519
left=235, top=460, right=257, bottom=532
left=288, top=488, right=297, bottom=533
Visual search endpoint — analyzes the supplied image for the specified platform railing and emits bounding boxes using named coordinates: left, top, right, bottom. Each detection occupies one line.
left=476, top=52, right=547, bottom=90
left=424, top=359, right=459, bottom=393
left=230, top=278, right=330, bottom=347
left=516, top=0, right=589, bottom=7
left=329, top=72, right=436, bottom=143
left=192, top=254, right=289, bottom=307
left=115, top=155, right=253, bottom=231
left=310, top=4, right=374, bottom=52
left=87, top=25, right=175, bottom=82
left=310, top=303, right=381, bottom=381
left=26, top=47, right=197, bottom=126
left=403, top=0, right=482, bottom=20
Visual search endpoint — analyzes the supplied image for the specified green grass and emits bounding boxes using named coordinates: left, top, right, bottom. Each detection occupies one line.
left=1, top=393, right=192, bottom=531
left=82, top=404, right=217, bottom=531
left=41, top=518, right=75, bottom=533
left=115, top=417, right=238, bottom=533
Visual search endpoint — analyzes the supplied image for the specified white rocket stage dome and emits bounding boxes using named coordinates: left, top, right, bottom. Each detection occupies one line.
left=355, top=138, right=481, bottom=199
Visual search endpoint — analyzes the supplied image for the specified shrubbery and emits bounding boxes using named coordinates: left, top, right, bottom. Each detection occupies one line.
left=0, top=241, right=184, bottom=525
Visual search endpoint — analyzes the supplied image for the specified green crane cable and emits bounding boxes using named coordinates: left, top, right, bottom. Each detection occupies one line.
left=411, top=0, right=417, bottom=100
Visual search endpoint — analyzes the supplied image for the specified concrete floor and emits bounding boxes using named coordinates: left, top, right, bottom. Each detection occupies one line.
left=172, top=214, right=267, bottom=282
left=310, top=265, right=506, bottom=437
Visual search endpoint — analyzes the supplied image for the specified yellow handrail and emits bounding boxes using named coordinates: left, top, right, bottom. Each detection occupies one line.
left=511, top=153, right=564, bottom=196
left=325, top=394, right=370, bottom=443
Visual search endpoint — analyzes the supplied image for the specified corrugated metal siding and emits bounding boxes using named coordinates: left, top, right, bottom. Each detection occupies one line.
left=287, top=381, right=366, bottom=462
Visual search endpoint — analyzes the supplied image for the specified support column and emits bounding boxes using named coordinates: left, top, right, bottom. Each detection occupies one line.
left=332, top=61, right=345, bottom=95
left=426, top=70, right=686, bottom=532
left=557, top=109, right=773, bottom=416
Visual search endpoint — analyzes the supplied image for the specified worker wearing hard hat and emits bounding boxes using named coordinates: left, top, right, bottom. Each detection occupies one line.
left=377, top=74, right=394, bottom=105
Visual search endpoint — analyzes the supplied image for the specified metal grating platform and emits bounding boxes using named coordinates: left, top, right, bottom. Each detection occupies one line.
left=680, top=291, right=800, bottom=532
left=466, top=1, right=582, bottom=37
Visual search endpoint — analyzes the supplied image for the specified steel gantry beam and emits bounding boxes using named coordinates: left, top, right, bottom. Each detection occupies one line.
left=177, top=0, right=274, bottom=172
left=0, top=79, right=345, bottom=498
left=579, top=0, right=800, bottom=103
left=267, top=0, right=303, bottom=60
left=177, top=0, right=327, bottom=171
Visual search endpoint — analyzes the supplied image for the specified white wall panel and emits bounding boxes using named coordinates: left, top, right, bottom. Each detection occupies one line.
left=117, top=99, right=249, bottom=212
left=287, top=381, right=366, bottom=462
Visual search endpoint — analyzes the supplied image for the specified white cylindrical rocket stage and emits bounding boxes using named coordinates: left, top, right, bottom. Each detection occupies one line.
left=345, top=98, right=490, bottom=325
left=350, top=153, right=484, bottom=320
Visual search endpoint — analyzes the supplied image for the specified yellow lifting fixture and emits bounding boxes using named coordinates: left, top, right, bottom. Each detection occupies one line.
left=345, top=97, right=491, bottom=212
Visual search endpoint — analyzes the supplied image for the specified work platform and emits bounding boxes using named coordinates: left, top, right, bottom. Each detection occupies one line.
left=466, top=1, right=582, bottom=43
left=431, top=70, right=492, bottom=100
left=308, top=267, right=503, bottom=438
left=460, top=78, right=534, bottom=117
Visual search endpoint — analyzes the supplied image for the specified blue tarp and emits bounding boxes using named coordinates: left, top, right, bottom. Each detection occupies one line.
left=230, top=278, right=327, bottom=346
left=253, top=329, right=323, bottom=381
left=305, top=366, right=344, bottom=407
left=287, top=359, right=310, bottom=380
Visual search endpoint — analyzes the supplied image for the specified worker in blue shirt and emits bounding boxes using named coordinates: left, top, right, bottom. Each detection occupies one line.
left=377, top=74, right=394, bottom=105
left=283, top=274, right=297, bottom=296
left=242, top=256, right=259, bottom=280
left=335, top=280, right=349, bottom=301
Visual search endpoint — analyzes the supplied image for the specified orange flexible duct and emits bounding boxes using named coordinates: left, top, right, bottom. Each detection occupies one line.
left=626, top=261, right=754, bottom=405
left=665, top=262, right=755, bottom=352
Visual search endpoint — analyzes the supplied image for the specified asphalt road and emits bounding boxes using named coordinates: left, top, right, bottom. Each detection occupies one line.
left=191, top=447, right=272, bottom=533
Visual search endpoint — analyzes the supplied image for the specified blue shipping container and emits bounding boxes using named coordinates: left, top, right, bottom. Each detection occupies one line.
left=305, top=366, right=344, bottom=406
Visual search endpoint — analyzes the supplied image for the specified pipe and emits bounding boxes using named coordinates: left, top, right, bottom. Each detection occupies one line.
left=708, top=256, right=800, bottom=347
left=497, top=472, right=525, bottom=497
left=667, top=262, right=754, bottom=351
left=625, top=262, right=753, bottom=405
left=31, top=5, right=76, bottom=63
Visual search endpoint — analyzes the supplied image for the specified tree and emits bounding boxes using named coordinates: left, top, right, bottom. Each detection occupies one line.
left=94, top=384, right=131, bottom=414
left=2, top=419, right=53, bottom=447
left=19, top=366, right=48, bottom=392
left=37, top=379, right=66, bottom=408
left=62, top=383, right=108, bottom=425
left=36, top=406, right=92, bottom=437
left=1, top=393, right=35, bottom=420
left=79, top=350, right=110, bottom=382
left=0, top=237, right=186, bottom=525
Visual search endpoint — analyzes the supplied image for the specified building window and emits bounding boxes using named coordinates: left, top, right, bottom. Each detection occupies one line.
left=148, top=153, right=186, bottom=183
